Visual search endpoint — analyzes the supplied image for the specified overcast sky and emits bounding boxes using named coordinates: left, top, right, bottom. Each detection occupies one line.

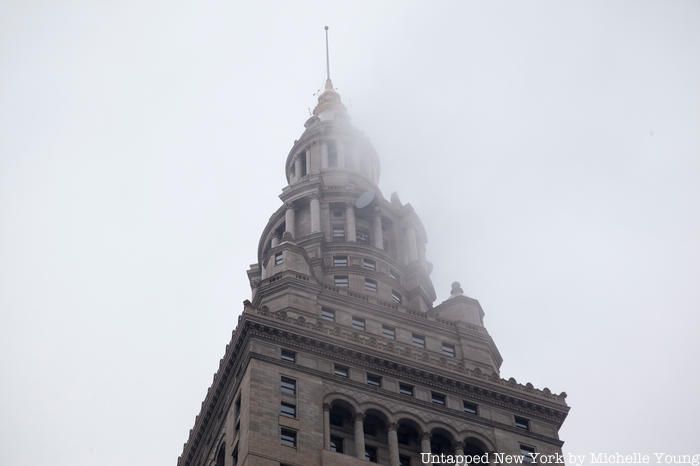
left=1, top=1, right=699, bottom=465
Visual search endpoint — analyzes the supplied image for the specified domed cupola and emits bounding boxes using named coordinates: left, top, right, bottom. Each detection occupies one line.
left=248, top=27, right=436, bottom=315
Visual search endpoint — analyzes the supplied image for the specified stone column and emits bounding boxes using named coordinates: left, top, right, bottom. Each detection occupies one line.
left=310, top=196, right=321, bottom=233
left=304, top=149, right=311, bottom=176
left=345, top=204, right=356, bottom=242
left=421, top=433, right=432, bottom=466
left=455, top=445, right=464, bottom=457
left=354, top=413, right=365, bottom=459
left=285, top=204, right=295, bottom=239
left=294, top=157, right=302, bottom=181
left=373, top=208, right=384, bottom=249
left=388, top=423, right=400, bottom=466
left=323, top=403, right=331, bottom=450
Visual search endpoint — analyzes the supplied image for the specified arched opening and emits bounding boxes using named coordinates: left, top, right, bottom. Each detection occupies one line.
left=396, top=418, right=422, bottom=466
left=463, top=437, right=490, bottom=465
left=363, top=409, right=389, bottom=464
left=329, top=399, right=355, bottom=455
left=430, top=428, right=455, bottom=464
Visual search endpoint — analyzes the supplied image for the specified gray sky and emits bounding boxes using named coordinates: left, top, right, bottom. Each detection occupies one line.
left=1, top=1, right=699, bottom=465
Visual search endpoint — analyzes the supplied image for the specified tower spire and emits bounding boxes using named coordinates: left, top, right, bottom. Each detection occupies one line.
left=324, top=26, right=333, bottom=90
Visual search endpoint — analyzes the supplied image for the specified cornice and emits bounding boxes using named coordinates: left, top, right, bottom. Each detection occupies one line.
left=179, top=305, right=569, bottom=465
left=247, top=306, right=568, bottom=415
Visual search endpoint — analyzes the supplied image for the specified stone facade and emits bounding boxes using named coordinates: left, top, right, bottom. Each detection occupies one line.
left=177, top=78, right=569, bottom=466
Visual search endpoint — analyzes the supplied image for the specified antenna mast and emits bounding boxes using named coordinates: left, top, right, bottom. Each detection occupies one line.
left=324, top=26, right=332, bottom=89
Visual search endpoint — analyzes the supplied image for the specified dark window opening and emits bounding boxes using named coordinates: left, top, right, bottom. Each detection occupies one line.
left=399, top=383, right=414, bottom=396
left=280, top=402, right=296, bottom=418
left=382, top=325, right=395, bottom=339
left=281, top=349, right=296, bottom=363
left=281, top=376, right=296, bottom=396
left=365, top=446, right=378, bottom=463
left=520, top=444, right=536, bottom=464
left=431, top=391, right=446, bottom=405
left=357, top=229, right=370, bottom=243
left=352, top=317, right=365, bottom=331
left=334, top=275, right=349, bottom=287
left=334, top=364, right=349, bottom=378
left=515, top=416, right=530, bottom=430
left=330, top=435, right=344, bottom=453
left=442, top=343, right=456, bottom=358
left=320, top=307, right=335, bottom=321
left=463, top=401, right=478, bottom=415
left=412, top=334, right=426, bottom=348
left=366, top=373, right=382, bottom=387
left=280, top=427, right=297, bottom=448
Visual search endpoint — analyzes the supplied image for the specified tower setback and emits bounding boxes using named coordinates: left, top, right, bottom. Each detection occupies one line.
left=177, top=67, right=569, bottom=466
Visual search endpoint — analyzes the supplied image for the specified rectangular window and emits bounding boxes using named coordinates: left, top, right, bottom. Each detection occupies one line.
left=520, top=444, right=536, bottom=464
left=280, top=376, right=296, bottom=396
left=515, top=416, right=530, bottom=430
left=352, top=317, right=366, bottom=331
left=364, top=278, right=377, bottom=292
left=442, top=343, right=456, bottom=358
left=232, top=447, right=238, bottom=465
left=382, top=325, right=395, bottom=339
left=235, top=396, right=241, bottom=420
left=320, top=307, right=336, bottom=321
left=399, top=383, right=414, bottom=396
left=280, top=427, right=297, bottom=448
left=365, top=446, right=378, bottom=463
left=274, top=252, right=284, bottom=265
left=362, top=258, right=376, bottom=270
left=334, top=364, right=349, bottom=378
left=391, top=289, right=402, bottom=304
left=280, top=402, right=296, bottom=418
left=463, top=401, right=478, bottom=415
left=334, top=275, right=349, bottom=287
left=281, top=349, right=296, bottom=363
left=431, top=391, right=446, bottom=406
left=412, top=333, right=426, bottom=348
left=390, top=269, right=400, bottom=281
left=332, top=226, right=345, bottom=240
left=366, top=373, right=382, bottom=387
left=333, top=255, right=348, bottom=267
left=330, top=435, right=344, bottom=453
left=357, top=229, right=370, bottom=243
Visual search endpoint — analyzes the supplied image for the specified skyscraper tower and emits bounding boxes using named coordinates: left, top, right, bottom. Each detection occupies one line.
left=177, top=30, right=569, bottom=466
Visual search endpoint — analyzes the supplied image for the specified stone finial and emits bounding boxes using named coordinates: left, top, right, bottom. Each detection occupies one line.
left=282, top=231, right=294, bottom=241
left=450, top=281, right=464, bottom=297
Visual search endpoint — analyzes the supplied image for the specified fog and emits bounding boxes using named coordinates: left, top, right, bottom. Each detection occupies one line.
left=1, top=1, right=699, bottom=465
